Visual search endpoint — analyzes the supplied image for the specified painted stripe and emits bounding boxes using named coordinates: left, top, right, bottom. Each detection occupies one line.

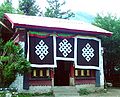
left=29, top=33, right=50, bottom=38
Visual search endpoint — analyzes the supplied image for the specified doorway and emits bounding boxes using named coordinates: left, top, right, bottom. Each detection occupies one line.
left=54, top=60, right=73, bottom=86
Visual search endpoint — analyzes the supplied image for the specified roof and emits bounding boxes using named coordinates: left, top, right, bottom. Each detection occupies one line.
left=4, top=13, right=112, bottom=36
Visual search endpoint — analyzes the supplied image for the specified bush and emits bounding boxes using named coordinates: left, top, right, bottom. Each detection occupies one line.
left=79, top=88, right=91, bottom=95
left=0, top=40, right=30, bottom=87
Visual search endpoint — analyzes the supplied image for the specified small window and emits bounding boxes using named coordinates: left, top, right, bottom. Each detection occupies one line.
left=31, top=68, right=50, bottom=78
left=75, top=69, right=92, bottom=77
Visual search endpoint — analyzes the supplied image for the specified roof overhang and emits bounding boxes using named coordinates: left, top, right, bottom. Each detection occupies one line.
left=4, top=13, right=112, bottom=36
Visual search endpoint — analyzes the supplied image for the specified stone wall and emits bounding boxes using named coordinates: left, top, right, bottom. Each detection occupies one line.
left=9, top=74, right=24, bottom=92
left=28, top=86, right=52, bottom=93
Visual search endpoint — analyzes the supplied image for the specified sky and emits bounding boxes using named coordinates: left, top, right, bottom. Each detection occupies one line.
left=1, top=0, right=120, bottom=17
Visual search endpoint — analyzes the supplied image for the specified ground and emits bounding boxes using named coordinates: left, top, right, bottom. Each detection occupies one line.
left=34, top=87, right=120, bottom=97
left=81, top=87, right=120, bottom=97
left=0, top=87, right=120, bottom=97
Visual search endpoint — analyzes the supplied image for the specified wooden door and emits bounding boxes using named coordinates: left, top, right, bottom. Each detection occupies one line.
left=54, top=61, right=71, bottom=86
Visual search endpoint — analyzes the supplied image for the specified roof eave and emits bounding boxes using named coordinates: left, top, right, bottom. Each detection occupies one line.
left=13, top=23, right=112, bottom=37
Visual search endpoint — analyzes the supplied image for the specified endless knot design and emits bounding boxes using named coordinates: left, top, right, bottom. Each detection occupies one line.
left=59, top=39, right=72, bottom=57
left=82, top=43, right=94, bottom=62
left=35, top=40, right=49, bottom=60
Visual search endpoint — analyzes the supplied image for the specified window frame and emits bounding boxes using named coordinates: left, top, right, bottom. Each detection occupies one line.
left=31, top=68, right=50, bottom=79
left=75, top=69, right=95, bottom=78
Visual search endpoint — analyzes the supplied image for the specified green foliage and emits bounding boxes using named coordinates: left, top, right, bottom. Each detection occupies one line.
left=0, top=1, right=23, bottom=20
left=0, top=92, right=53, bottom=97
left=19, top=0, right=41, bottom=16
left=44, top=0, right=75, bottom=19
left=79, top=88, right=90, bottom=95
left=0, top=40, right=30, bottom=87
left=0, top=92, right=5, bottom=97
left=18, top=92, right=53, bottom=97
left=0, top=1, right=15, bottom=19
left=93, top=14, right=120, bottom=69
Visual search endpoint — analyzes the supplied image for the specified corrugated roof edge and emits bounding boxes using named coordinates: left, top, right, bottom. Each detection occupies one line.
left=4, top=13, right=112, bottom=37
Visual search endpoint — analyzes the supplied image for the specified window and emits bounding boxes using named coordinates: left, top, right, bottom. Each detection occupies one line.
left=31, top=68, right=50, bottom=78
left=75, top=69, right=95, bottom=77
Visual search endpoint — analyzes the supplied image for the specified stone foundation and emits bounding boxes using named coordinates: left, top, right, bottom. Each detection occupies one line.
left=10, top=74, right=104, bottom=93
left=28, top=86, right=52, bottom=93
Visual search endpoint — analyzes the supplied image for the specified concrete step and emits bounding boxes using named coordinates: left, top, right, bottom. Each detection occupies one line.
left=54, top=93, right=79, bottom=96
left=53, top=86, right=79, bottom=97
left=55, top=96, right=80, bottom=97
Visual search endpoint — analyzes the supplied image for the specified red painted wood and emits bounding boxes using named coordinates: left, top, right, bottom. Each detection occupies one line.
left=29, top=80, right=52, bottom=86
left=75, top=77, right=95, bottom=85
left=70, top=64, right=74, bottom=77
left=50, top=69, right=54, bottom=78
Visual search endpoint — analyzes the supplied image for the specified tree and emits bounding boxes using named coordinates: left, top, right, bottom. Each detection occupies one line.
left=0, top=1, right=15, bottom=19
left=6, top=0, right=12, bottom=3
left=44, top=0, right=75, bottom=19
left=19, top=0, right=41, bottom=16
left=0, top=40, right=30, bottom=87
left=92, top=14, right=120, bottom=71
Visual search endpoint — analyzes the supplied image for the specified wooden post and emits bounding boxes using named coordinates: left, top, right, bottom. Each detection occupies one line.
left=70, top=64, right=75, bottom=86
left=23, top=73, right=29, bottom=90
left=70, top=65, right=74, bottom=77
left=96, top=70, right=100, bottom=87
left=50, top=68, right=54, bottom=86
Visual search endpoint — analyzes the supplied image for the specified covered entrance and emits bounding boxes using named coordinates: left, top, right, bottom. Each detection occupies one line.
left=54, top=60, right=73, bottom=86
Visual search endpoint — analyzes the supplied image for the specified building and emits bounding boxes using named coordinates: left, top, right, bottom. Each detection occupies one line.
left=1, top=13, right=112, bottom=93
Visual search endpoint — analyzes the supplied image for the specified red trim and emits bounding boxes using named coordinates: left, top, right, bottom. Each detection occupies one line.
left=4, top=14, right=14, bottom=27
left=29, top=80, right=52, bottom=86
left=56, top=33, right=77, bottom=39
left=75, top=77, right=95, bottom=84
left=13, top=23, right=112, bottom=36
left=29, top=33, right=50, bottom=38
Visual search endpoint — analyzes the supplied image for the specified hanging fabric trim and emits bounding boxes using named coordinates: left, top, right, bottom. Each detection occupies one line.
left=56, top=33, right=76, bottom=39
left=77, top=38, right=99, bottom=66
left=29, top=33, right=54, bottom=66
left=29, top=31, right=50, bottom=38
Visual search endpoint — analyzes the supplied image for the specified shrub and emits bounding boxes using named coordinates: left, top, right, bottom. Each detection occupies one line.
left=79, top=88, right=91, bottom=95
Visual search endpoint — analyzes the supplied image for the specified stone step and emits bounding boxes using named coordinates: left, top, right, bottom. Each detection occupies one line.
left=55, top=95, right=80, bottom=97
left=53, top=86, right=77, bottom=90
left=53, top=86, right=79, bottom=97
left=53, top=90, right=78, bottom=93
left=53, top=88, right=78, bottom=91
left=54, top=93, right=79, bottom=96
